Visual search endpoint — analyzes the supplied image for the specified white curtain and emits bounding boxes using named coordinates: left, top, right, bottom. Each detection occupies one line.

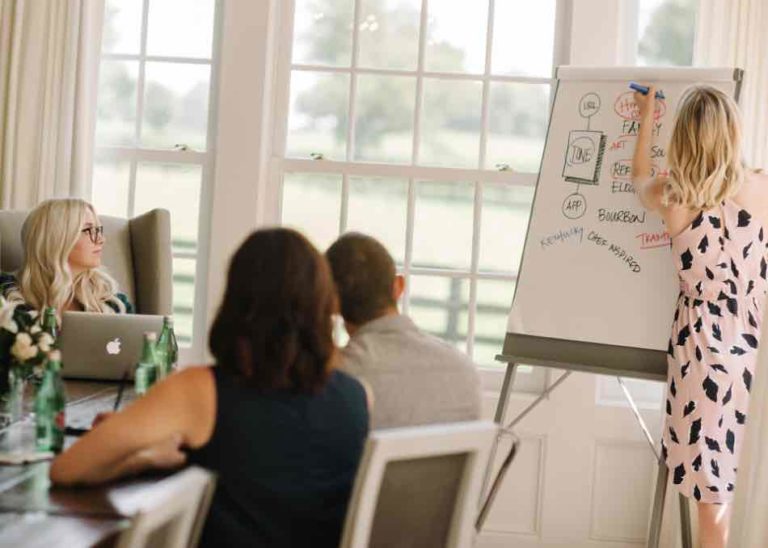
left=694, top=0, right=768, bottom=170
left=0, top=0, right=104, bottom=209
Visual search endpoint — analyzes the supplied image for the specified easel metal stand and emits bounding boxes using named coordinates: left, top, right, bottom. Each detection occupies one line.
left=475, top=334, right=693, bottom=548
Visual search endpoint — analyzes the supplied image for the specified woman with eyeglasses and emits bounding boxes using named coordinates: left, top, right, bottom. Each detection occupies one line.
left=0, top=198, right=133, bottom=317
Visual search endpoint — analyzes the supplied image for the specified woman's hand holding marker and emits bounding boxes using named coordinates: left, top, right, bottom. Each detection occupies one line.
left=632, top=83, right=658, bottom=122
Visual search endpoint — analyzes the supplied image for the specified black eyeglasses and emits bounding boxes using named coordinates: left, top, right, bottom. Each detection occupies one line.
left=81, top=225, right=105, bottom=244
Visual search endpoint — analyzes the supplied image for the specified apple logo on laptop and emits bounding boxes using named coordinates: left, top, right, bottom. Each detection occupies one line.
left=106, top=337, right=122, bottom=356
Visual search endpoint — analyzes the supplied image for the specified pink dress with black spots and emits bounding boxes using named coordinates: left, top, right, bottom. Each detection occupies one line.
left=662, top=199, right=767, bottom=503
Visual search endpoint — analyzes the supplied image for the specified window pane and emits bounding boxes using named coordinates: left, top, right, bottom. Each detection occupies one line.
left=486, top=83, right=550, bottom=172
left=420, top=79, right=482, bottom=168
left=346, top=177, right=408, bottom=265
left=281, top=173, right=342, bottom=251
left=637, top=0, right=697, bottom=66
left=358, top=0, right=421, bottom=70
left=146, top=0, right=215, bottom=58
left=134, top=163, right=201, bottom=254
left=492, top=0, right=556, bottom=77
left=96, top=61, right=139, bottom=146
left=354, top=75, right=415, bottom=164
left=479, top=183, right=534, bottom=273
left=412, top=181, right=474, bottom=270
left=408, top=275, right=469, bottom=352
left=141, top=63, right=211, bottom=150
left=425, top=0, right=488, bottom=74
left=102, top=0, right=143, bottom=55
left=473, top=279, right=515, bottom=367
left=287, top=71, right=349, bottom=160
left=172, top=257, right=196, bottom=345
left=292, top=0, right=354, bottom=67
left=92, top=158, right=130, bottom=218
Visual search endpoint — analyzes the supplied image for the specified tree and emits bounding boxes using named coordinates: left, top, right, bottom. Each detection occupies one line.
left=638, top=0, right=696, bottom=66
left=296, top=0, right=471, bottom=153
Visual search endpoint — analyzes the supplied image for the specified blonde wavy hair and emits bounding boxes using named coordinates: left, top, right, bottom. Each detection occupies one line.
left=7, top=199, right=125, bottom=316
left=663, top=85, right=745, bottom=210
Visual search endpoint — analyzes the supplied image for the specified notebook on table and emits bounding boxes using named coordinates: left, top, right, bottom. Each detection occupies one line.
left=59, top=311, right=164, bottom=381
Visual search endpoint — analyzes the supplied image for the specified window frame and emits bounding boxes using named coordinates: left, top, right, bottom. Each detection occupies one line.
left=268, top=0, right=572, bottom=389
left=92, top=0, right=223, bottom=362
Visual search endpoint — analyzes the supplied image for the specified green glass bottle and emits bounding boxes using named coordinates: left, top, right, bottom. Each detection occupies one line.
left=41, top=306, right=58, bottom=344
left=35, top=350, right=66, bottom=453
left=155, top=316, right=179, bottom=378
left=134, top=332, right=159, bottom=396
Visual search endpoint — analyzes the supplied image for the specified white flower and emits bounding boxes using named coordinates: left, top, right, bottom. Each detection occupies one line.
left=27, top=310, right=38, bottom=320
left=30, top=325, right=41, bottom=334
left=0, top=299, right=17, bottom=334
left=38, top=333, right=54, bottom=353
left=11, top=333, right=38, bottom=362
left=4, top=320, right=17, bottom=334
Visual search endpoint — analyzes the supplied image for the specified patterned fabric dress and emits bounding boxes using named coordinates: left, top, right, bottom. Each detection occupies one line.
left=662, top=199, right=768, bottom=504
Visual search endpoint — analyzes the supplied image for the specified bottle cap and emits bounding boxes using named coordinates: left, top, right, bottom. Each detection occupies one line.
left=144, top=331, right=157, bottom=341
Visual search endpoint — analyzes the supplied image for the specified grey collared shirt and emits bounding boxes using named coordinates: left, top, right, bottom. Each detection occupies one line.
left=340, top=314, right=482, bottom=430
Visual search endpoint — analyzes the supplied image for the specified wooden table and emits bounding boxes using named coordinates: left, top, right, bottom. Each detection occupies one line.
left=0, top=380, right=160, bottom=547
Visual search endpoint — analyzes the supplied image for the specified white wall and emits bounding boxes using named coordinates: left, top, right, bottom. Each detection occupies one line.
left=570, top=0, right=636, bottom=65
left=204, top=0, right=280, bottom=342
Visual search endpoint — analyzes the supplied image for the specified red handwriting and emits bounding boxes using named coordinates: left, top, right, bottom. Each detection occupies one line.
left=636, top=231, right=671, bottom=250
left=609, top=136, right=633, bottom=151
left=611, top=159, right=661, bottom=180
left=614, top=92, right=666, bottom=121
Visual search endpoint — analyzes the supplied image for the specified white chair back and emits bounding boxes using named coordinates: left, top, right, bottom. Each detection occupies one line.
left=340, top=421, right=497, bottom=548
left=114, top=467, right=215, bottom=548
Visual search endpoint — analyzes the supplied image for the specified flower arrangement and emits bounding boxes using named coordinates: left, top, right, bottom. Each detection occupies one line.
left=0, top=297, right=55, bottom=395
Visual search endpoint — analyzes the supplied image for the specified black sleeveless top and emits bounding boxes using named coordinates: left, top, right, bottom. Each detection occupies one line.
left=187, top=366, right=369, bottom=548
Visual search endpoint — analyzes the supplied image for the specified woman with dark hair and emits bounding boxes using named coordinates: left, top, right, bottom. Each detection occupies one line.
left=50, top=228, right=370, bottom=547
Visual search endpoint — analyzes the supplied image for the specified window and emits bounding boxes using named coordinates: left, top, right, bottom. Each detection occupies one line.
left=91, top=0, right=218, bottom=356
left=273, top=0, right=568, bottom=386
left=637, top=0, right=698, bottom=66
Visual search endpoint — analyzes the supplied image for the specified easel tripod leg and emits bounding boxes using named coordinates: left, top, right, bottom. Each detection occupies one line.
left=647, top=459, right=668, bottom=548
left=678, top=493, right=692, bottom=548
left=477, top=362, right=518, bottom=531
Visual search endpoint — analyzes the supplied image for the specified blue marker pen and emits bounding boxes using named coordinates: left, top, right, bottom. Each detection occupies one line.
left=629, top=81, right=665, bottom=99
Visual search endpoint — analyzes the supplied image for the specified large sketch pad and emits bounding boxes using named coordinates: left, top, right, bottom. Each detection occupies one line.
left=506, top=67, right=742, bottom=353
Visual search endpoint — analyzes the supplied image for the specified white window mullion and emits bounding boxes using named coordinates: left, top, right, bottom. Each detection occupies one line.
left=402, top=0, right=430, bottom=315
left=95, top=147, right=207, bottom=164
left=102, top=53, right=212, bottom=65
left=279, top=158, right=539, bottom=186
left=409, top=0, right=429, bottom=167
left=339, top=174, right=349, bottom=235
left=346, top=0, right=361, bottom=163
left=271, top=0, right=297, bottom=161
left=290, top=64, right=552, bottom=86
left=173, top=251, right=198, bottom=260
left=128, top=0, right=151, bottom=218
left=340, top=0, right=363, bottom=236
left=467, top=0, right=498, bottom=359
left=402, top=176, right=416, bottom=316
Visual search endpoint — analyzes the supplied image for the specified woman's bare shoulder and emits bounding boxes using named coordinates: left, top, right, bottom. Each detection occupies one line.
left=170, top=365, right=215, bottom=390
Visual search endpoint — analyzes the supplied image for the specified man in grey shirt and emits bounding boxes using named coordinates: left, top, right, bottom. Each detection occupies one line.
left=326, top=233, right=482, bottom=430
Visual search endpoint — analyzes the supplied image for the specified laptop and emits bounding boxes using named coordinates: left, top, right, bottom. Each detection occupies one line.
left=59, top=311, right=164, bottom=380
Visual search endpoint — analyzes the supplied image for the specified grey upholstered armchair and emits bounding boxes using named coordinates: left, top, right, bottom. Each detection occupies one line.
left=0, top=208, right=173, bottom=315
